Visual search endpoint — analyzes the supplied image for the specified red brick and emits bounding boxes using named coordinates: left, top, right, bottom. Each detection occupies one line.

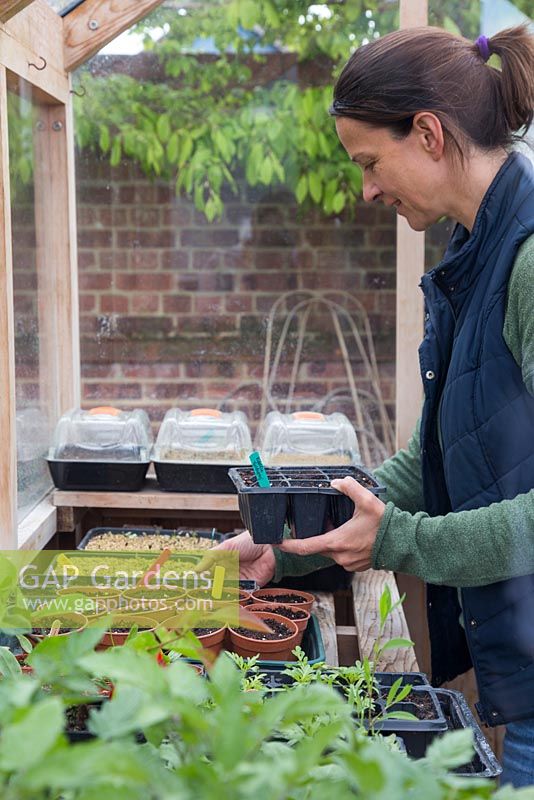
left=192, top=250, right=222, bottom=270
left=254, top=251, right=291, bottom=270
left=78, top=251, right=96, bottom=269
left=149, top=383, right=198, bottom=399
left=129, top=208, right=161, bottom=227
left=115, top=273, right=172, bottom=291
left=367, top=228, right=396, bottom=247
left=100, top=295, right=128, bottom=313
left=122, top=364, right=182, bottom=379
left=78, top=230, right=113, bottom=248
left=365, top=271, right=395, bottom=290
left=78, top=207, right=96, bottom=225
left=162, top=206, right=192, bottom=226
left=79, top=273, right=113, bottom=290
left=128, top=250, right=160, bottom=270
left=79, top=294, right=96, bottom=312
left=225, top=294, right=252, bottom=312
left=117, top=230, right=175, bottom=248
left=131, top=294, right=160, bottom=313
left=163, top=295, right=192, bottom=313
left=241, top=273, right=297, bottom=291
left=248, top=228, right=300, bottom=248
left=223, top=250, right=254, bottom=270
left=161, top=250, right=189, bottom=270
left=181, top=229, right=238, bottom=247
left=85, top=382, right=142, bottom=400
left=99, top=251, right=128, bottom=270
left=306, top=228, right=364, bottom=247
left=194, top=295, right=224, bottom=314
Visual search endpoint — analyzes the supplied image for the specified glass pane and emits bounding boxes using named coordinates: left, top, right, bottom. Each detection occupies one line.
left=43, top=0, right=84, bottom=13
left=73, top=2, right=400, bottom=468
left=8, top=77, right=54, bottom=521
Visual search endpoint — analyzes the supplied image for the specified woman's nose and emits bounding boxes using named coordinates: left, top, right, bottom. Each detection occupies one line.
left=362, top=174, right=381, bottom=204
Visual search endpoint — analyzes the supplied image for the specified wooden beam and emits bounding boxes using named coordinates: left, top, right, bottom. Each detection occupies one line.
left=0, top=1, right=36, bottom=24
left=0, top=65, right=18, bottom=547
left=63, top=0, right=166, bottom=72
left=395, top=0, right=427, bottom=451
left=0, top=0, right=69, bottom=103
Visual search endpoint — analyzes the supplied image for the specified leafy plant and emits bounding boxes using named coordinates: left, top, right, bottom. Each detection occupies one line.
left=69, top=0, right=481, bottom=220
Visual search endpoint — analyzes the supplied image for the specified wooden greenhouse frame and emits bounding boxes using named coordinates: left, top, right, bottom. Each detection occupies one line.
left=0, top=0, right=427, bottom=551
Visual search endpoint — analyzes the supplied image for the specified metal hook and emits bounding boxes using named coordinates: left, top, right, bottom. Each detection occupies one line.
left=70, top=85, right=86, bottom=98
left=28, top=56, right=47, bottom=71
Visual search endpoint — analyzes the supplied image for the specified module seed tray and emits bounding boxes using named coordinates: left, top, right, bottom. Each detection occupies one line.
left=48, top=459, right=149, bottom=492
left=228, top=466, right=385, bottom=544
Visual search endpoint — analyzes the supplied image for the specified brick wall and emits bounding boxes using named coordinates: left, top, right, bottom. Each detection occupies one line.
left=75, top=150, right=450, bottom=455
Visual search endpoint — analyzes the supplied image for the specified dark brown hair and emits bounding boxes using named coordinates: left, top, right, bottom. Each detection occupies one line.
left=331, top=25, right=534, bottom=158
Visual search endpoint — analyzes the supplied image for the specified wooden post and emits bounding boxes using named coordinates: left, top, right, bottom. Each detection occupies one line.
left=394, top=0, right=431, bottom=674
left=0, top=65, right=18, bottom=547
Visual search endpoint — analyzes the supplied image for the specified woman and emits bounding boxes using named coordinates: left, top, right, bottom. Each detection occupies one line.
left=218, top=25, right=534, bottom=786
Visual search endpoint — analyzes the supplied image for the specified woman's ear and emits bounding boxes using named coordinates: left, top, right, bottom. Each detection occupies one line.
left=412, top=112, right=445, bottom=160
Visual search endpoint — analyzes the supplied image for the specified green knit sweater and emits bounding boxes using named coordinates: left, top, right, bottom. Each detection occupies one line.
left=274, top=234, right=534, bottom=588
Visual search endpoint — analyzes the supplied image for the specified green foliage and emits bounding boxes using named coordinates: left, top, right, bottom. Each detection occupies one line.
left=71, top=0, right=482, bottom=220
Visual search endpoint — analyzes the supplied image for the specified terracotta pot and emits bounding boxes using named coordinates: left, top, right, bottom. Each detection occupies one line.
left=228, top=611, right=299, bottom=661
left=238, top=590, right=252, bottom=606
left=58, top=587, right=123, bottom=617
left=246, top=602, right=310, bottom=646
left=95, top=614, right=158, bottom=649
left=28, top=612, right=87, bottom=643
left=251, top=588, right=315, bottom=614
left=161, top=614, right=226, bottom=658
left=122, top=587, right=186, bottom=621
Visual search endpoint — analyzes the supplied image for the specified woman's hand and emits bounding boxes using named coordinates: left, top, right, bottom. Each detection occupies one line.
left=213, top=530, right=276, bottom=586
left=277, top=476, right=385, bottom=571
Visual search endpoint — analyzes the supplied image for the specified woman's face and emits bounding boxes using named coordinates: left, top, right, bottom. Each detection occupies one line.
left=335, top=116, right=448, bottom=231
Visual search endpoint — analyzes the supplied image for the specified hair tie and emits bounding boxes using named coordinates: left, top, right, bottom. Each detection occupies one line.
left=475, top=35, right=491, bottom=63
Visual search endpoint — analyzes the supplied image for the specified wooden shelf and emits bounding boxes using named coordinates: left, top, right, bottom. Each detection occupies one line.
left=52, top=477, right=239, bottom=512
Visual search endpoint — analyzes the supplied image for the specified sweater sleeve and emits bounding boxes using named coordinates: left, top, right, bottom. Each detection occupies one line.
left=372, top=491, right=534, bottom=587
left=503, top=234, right=534, bottom=394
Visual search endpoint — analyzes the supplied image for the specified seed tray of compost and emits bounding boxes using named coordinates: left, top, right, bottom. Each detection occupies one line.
left=154, top=461, right=241, bottom=493
left=228, top=466, right=385, bottom=543
left=47, top=459, right=150, bottom=492
left=77, top=526, right=227, bottom=551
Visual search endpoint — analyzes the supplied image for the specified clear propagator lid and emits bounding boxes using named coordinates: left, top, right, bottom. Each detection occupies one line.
left=256, top=411, right=360, bottom=466
left=153, top=408, right=252, bottom=463
left=48, top=407, right=153, bottom=462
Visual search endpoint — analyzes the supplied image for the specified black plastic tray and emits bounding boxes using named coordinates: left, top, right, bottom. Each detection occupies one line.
left=48, top=459, right=149, bottom=492
left=228, top=466, right=385, bottom=544
left=78, top=526, right=225, bottom=551
left=434, top=689, right=501, bottom=778
left=154, top=461, right=239, bottom=493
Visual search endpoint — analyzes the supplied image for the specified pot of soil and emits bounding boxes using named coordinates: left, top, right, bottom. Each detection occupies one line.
left=187, top=588, right=243, bottom=627
left=96, top=614, right=158, bottom=648
left=246, top=603, right=310, bottom=645
left=238, top=589, right=252, bottom=606
left=28, top=612, right=87, bottom=643
left=251, top=588, right=315, bottom=614
left=122, top=586, right=186, bottom=621
left=58, top=586, right=123, bottom=617
left=228, top=611, right=299, bottom=661
left=161, top=615, right=227, bottom=658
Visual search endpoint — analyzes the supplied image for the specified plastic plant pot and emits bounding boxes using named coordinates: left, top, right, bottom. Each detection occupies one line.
left=47, top=459, right=149, bottom=492
left=161, top=615, right=227, bottom=658
left=122, top=587, right=187, bottom=622
left=229, top=465, right=385, bottom=544
left=28, top=612, right=87, bottom=644
left=228, top=611, right=300, bottom=662
left=95, top=614, right=158, bottom=649
left=251, top=587, right=315, bottom=614
left=246, top=603, right=310, bottom=646
left=238, top=590, right=252, bottom=606
left=57, top=587, right=123, bottom=618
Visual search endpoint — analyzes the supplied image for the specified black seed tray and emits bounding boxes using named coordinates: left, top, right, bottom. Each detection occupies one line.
left=48, top=459, right=149, bottom=492
left=228, top=466, right=385, bottom=544
left=77, top=526, right=226, bottom=551
left=434, top=689, right=501, bottom=778
left=154, top=461, right=240, bottom=493
left=375, top=671, right=430, bottom=688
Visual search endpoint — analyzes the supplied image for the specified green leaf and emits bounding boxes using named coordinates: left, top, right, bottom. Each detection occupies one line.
left=0, top=696, right=63, bottom=770
left=308, top=172, right=322, bottom=203
left=99, top=125, right=110, bottom=153
left=295, top=174, right=308, bottom=204
left=379, top=585, right=392, bottom=627
left=166, top=132, right=179, bottom=164
left=110, top=136, right=122, bottom=167
left=156, top=114, right=171, bottom=143
left=425, top=728, right=475, bottom=769
left=0, top=646, right=21, bottom=678
left=380, top=638, right=415, bottom=652
left=178, top=135, right=193, bottom=166
left=332, top=191, right=346, bottom=214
